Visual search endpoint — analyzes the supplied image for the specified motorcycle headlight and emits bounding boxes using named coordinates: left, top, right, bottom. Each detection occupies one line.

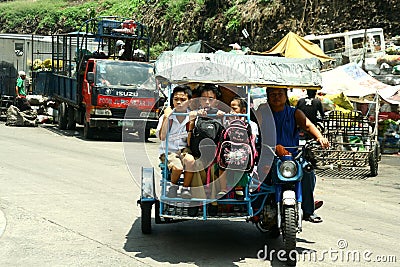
left=279, top=161, right=297, bottom=178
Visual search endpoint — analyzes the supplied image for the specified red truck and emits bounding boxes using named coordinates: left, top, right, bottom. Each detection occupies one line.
left=36, top=17, right=161, bottom=140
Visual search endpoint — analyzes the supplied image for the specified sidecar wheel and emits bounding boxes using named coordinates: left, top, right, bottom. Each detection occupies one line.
left=283, top=206, right=297, bottom=266
left=141, top=202, right=152, bottom=234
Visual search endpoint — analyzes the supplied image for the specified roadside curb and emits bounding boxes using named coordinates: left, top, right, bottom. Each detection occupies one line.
left=0, top=209, right=6, bottom=238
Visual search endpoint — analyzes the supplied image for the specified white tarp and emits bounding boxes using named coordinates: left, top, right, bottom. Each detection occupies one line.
left=321, top=63, right=400, bottom=104
left=155, top=51, right=322, bottom=88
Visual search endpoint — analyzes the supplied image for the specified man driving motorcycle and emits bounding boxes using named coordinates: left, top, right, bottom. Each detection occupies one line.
left=257, top=87, right=329, bottom=223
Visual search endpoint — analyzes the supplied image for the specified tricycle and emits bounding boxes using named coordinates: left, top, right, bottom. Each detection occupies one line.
left=137, top=51, right=323, bottom=265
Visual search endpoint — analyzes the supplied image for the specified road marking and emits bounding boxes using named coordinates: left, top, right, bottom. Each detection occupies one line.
left=0, top=209, right=6, bottom=238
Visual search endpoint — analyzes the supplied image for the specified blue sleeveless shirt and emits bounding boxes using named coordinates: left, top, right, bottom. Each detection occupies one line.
left=273, top=105, right=299, bottom=153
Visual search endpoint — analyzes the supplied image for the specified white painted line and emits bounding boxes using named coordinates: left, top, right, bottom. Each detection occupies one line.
left=0, top=209, right=6, bottom=238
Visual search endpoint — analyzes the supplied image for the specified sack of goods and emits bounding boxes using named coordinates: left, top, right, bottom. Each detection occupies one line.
left=6, top=105, right=37, bottom=127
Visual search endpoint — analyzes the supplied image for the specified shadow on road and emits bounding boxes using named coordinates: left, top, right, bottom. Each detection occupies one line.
left=39, top=123, right=157, bottom=142
left=123, top=216, right=317, bottom=266
left=315, top=167, right=371, bottom=179
left=40, top=123, right=82, bottom=137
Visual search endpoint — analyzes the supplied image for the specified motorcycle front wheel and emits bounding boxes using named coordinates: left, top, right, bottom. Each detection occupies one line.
left=283, top=206, right=297, bottom=266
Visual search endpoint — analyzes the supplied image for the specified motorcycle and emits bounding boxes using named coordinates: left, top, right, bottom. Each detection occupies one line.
left=250, top=139, right=317, bottom=265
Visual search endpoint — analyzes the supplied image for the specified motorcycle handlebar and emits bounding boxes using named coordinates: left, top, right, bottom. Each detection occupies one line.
left=261, top=140, right=320, bottom=160
left=294, top=140, right=321, bottom=160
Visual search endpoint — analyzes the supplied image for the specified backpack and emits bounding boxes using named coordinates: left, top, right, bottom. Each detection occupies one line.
left=190, top=116, right=224, bottom=159
left=216, top=119, right=257, bottom=172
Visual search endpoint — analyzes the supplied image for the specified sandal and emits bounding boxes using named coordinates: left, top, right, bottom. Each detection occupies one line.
left=304, top=213, right=323, bottom=223
left=235, top=188, right=244, bottom=200
left=314, top=200, right=324, bottom=211
left=217, top=190, right=227, bottom=198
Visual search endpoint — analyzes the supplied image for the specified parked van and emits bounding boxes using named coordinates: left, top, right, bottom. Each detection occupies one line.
left=304, top=28, right=385, bottom=66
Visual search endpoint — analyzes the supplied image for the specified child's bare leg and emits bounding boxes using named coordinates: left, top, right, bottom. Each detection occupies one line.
left=183, top=154, right=195, bottom=187
left=170, top=167, right=182, bottom=184
left=218, top=169, right=227, bottom=192
left=183, top=172, right=194, bottom=187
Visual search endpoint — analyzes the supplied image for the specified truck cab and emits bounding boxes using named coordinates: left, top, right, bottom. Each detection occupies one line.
left=39, top=16, right=160, bottom=140
left=82, top=59, right=158, bottom=139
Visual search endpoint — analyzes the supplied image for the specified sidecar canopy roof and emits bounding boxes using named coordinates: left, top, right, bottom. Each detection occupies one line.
left=154, top=51, right=322, bottom=89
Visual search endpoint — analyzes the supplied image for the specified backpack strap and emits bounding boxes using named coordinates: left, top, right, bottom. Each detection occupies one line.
left=206, top=163, right=218, bottom=189
left=186, top=121, right=190, bottom=132
left=251, top=168, right=262, bottom=192
left=206, top=165, right=212, bottom=188
left=206, top=135, right=222, bottom=188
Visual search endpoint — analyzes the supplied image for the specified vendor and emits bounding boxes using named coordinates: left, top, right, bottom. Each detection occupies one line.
left=15, top=71, right=31, bottom=111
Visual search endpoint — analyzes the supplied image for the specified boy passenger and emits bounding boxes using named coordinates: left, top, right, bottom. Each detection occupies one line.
left=156, top=85, right=195, bottom=199
left=187, top=84, right=225, bottom=166
left=193, top=83, right=225, bottom=118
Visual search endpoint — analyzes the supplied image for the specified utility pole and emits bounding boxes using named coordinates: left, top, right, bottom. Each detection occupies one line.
left=361, top=0, right=367, bottom=71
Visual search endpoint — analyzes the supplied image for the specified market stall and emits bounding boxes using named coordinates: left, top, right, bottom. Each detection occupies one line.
left=320, top=63, right=400, bottom=154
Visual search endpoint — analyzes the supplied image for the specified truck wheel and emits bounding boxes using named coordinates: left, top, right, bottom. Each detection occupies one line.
left=141, top=202, right=152, bottom=234
left=66, top=105, right=76, bottom=130
left=282, top=206, right=297, bottom=266
left=83, top=119, right=94, bottom=139
left=58, top=102, right=68, bottom=130
left=369, top=146, right=378, bottom=177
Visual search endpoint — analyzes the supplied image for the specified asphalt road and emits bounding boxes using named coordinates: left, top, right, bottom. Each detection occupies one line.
left=0, top=122, right=399, bottom=267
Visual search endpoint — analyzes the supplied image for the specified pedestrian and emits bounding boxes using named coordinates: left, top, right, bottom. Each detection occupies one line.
left=15, top=71, right=30, bottom=111
left=296, top=89, right=325, bottom=125
left=296, top=89, right=325, bottom=140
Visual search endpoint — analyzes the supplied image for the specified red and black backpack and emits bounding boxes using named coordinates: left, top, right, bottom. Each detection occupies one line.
left=216, top=119, right=257, bottom=172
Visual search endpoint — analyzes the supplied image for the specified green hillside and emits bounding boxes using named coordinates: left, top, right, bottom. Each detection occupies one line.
left=1, top=0, right=400, bottom=58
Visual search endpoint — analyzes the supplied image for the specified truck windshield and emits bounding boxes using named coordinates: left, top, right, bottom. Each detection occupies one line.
left=95, top=61, right=154, bottom=89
